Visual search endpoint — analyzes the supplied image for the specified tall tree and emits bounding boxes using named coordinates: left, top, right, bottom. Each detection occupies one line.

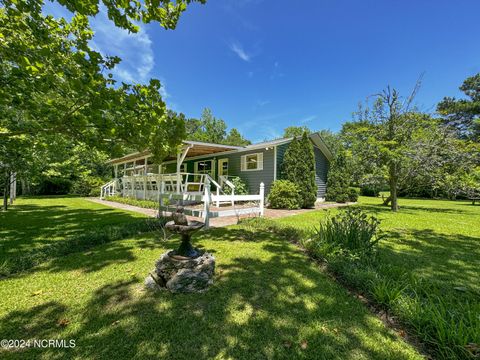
left=0, top=0, right=201, bottom=209
left=224, top=128, right=251, bottom=146
left=283, top=126, right=311, bottom=138
left=281, top=133, right=317, bottom=208
left=342, top=82, right=423, bottom=211
left=437, top=73, right=480, bottom=141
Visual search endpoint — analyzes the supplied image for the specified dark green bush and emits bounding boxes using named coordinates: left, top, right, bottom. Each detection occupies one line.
left=360, top=186, right=380, bottom=197
left=36, top=177, right=72, bottom=195
left=71, top=176, right=106, bottom=197
left=348, top=187, right=359, bottom=202
left=267, top=180, right=301, bottom=209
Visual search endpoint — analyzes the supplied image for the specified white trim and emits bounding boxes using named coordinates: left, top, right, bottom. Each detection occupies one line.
left=241, top=152, right=263, bottom=172
left=273, top=146, right=277, bottom=181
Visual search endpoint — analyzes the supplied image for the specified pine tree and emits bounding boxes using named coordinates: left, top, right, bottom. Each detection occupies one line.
left=281, top=132, right=317, bottom=208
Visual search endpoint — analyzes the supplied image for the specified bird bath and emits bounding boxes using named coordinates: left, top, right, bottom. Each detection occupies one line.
left=165, top=220, right=205, bottom=258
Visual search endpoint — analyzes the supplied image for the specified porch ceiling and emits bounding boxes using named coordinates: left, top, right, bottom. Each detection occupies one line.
left=108, top=141, right=243, bottom=165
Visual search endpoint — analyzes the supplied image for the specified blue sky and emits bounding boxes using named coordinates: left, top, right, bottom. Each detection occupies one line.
left=45, top=0, right=480, bottom=142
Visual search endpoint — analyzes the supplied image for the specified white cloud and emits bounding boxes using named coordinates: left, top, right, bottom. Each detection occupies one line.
left=229, top=41, right=251, bottom=62
left=300, top=115, right=317, bottom=123
left=89, top=8, right=155, bottom=84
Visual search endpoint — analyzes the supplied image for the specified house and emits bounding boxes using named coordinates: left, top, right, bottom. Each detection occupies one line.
left=103, top=131, right=332, bottom=202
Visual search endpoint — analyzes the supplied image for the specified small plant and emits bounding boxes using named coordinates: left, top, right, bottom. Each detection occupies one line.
left=267, top=180, right=301, bottom=209
left=105, top=196, right=159, bottom=210
left=221, top=176, right=248, bottom=195
left=311, top=208, right=383, bottom=258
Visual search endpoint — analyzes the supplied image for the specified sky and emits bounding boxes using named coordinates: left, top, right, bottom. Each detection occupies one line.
left=44, top=0, right=480, bottom=143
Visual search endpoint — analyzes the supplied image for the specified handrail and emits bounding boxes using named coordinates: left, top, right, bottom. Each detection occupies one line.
left=219, top=175, right=236, bottom=191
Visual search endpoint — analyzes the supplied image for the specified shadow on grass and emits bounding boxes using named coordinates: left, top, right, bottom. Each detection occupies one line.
left=0, top=202, right=144, bottom=262
left=380, top=228, right=480, bottom=291
left=0, top=228, right=419, bottom=360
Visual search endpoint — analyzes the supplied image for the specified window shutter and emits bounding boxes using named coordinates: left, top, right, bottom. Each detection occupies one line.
left=258, top=153, right=263, bottom=170
left=241, top=155, right=246, bottom=171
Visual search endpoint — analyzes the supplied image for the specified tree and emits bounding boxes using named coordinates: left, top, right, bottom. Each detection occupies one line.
left=342, top=82, right=424, bottom=211
left=224, top=128, right=251, bottom=146
left=437, top=73, right=480, bottom=141
left=283, top=126, right=311, bottom=138
left=325, top=151, right=357, bottom=203
left=186, top=108, right=251, bottom=146
left=281, top=133, right=317, bottom=208
left=0, top=0, right=200, bottom=209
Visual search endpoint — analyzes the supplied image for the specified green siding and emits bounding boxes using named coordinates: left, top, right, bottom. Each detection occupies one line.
left=160, top=141, right=328, bottom=197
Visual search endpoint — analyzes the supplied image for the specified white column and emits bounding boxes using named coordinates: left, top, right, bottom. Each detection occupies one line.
left=259, top=182, right=265, bottom=216
left=176, top=152, right=182, bottom=194
left=204, top=177, right=211, bottom=229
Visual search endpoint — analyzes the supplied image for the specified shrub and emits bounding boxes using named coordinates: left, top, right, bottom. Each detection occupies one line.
left=281, top=133, right=317, bottom=208
left=221, top=176, right=248, bottom=195
left=267, top=180, right=301, bottom=209
left=326, top=151, right=356, bottom=203
left=360, top=186, right=380, bottom=197
left=36, top=177, right=73, bottom=195
left=71, top=175, right=106, bottom=197
left=348, top=187, right=359, bottom=202
left=308, top=208, right=383, bottom=259
left=105, top=196, right=159, bottom=210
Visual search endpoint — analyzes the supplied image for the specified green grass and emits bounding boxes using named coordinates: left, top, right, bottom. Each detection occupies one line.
left=278, top=196, right=480, bottom=293
left=276, top=196, right=480, bottom=358
left=0, top=197, right=421, bottom=359
left=0, top=196, right=146, bottom=265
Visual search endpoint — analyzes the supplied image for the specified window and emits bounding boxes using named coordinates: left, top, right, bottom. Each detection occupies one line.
left=241, top=153, right=263, bottom=171
left=179, top=163, right=187, bottom=173
left=194, top=160, right=214, bottom=176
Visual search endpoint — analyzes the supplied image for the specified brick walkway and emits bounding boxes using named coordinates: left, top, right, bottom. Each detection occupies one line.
left=87, top=198, right=351, bottom=228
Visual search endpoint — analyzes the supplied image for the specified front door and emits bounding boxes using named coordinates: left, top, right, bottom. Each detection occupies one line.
left=218, top=158, right=229, bottom=180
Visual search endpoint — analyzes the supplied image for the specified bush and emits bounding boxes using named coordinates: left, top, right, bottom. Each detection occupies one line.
left=306, top=208, right=383, bottom=259
left=221, top=176, right=248, bottom=195
left=71, top=175, right=106, bottom=197
left=348, top=187, right=359, bottom=202
left=360, top=186, right=380, bottom=197
left=36, top=177, right=73, bottom=195
left=105, top=196, right=159, bottom=210
left=267, top=180, right=301, bottom=209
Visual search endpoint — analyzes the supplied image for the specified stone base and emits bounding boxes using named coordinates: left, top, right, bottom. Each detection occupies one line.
left=145, top=250, right=215, bottom=293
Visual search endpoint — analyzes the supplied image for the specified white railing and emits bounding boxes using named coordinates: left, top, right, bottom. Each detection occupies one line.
left=100, top=173, right=265, bottom=228
left=100, top=179, right=116, bottom=199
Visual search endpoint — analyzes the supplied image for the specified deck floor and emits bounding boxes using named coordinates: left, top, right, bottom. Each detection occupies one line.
left=87, top=198, right=351, bottom=228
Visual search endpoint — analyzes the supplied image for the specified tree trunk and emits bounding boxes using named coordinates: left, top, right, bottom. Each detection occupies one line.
left=3, top=172, right=10, bottom=211
left=389, top=165, right=399, bottom=212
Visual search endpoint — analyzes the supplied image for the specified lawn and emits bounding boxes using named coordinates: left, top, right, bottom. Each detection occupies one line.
left=0, top=196, right=146, bottom=265
left=0, top=197, right=421, bottom=359
left=277, top=196, right=480, bottom=293
left=276, top=196, right=480, bottom=358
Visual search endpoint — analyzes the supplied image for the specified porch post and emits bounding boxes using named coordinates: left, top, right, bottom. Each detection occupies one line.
left=176, top=152, right=182, bottom=194
left=204, top=177, right=211, bottom=229
left=176, top=144, right=193, bottom=194
left=259, top=182, right=265, bottom=216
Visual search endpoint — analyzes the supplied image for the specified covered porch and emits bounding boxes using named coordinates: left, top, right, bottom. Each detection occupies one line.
left=100, top=141, right=265, bottom=227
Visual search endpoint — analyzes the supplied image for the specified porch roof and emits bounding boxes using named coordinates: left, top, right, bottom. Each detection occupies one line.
left=107, top=141, right=243, bottom=165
